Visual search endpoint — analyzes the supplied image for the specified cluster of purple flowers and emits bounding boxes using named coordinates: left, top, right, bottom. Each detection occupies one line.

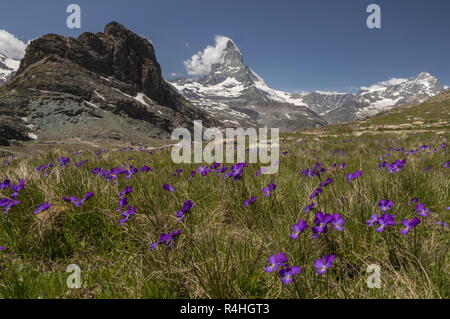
left=367, top=199, right=430, bottom=234
left=198, top=163, right=227, bottom=177
left=262, top=184, right=277, bottom=197
left=264, top=252, right=301, bottom=285
left=36, top=163, right=55, bottom=175
left=331, top=163, right=347, bottom=169
left=197, top=166, right=211, bottom=176
left=58, top=157, right=71, bottom=167
left=300, top=162, right=327, bottom=178
left=176, top=200, right=194, bottom=222
left=117, top=186, right=137, bottom=225
left=312, top=212, right=345, bottom=238
left=92, top=165, right=152, bottom=182
left=346, top=170, right=363, bottom=183
left=0, top=178, right=25, bottom=213
left=224, top=163, right=247, bottom=181
left=63, top=192, right=94, bottom=207
left=367, top=200, right=396, bottom=232
left=367, top=213, right=396, bottom=232
left=265, top=252, right=337, bottom=284
left=379, top=159, right=407, bottom=173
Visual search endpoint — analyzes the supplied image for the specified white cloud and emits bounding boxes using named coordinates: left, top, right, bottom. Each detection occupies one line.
left=169, top=72, right=183, bottom=78
left=0, top=30, right=27, bottom=60
left=183, top=35, right=231, bottom=76
left=361, top=77, right=408, bottom=91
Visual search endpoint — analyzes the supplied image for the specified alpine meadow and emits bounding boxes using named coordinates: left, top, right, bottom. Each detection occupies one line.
left=0, top=1, right=449, bottom=301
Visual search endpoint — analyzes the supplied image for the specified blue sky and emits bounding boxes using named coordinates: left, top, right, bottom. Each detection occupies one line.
left=1, top=0, right=449, bottom=92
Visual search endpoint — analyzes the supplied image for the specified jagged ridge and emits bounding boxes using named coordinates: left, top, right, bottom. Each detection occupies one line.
left=0, top=22, right=218, bottom=145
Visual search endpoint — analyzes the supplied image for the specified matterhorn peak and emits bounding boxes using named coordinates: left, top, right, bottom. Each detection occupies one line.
left=414, top=71, right=432, bottom=79
left=220, top=39, right=244, bottom=67
left=200, top=37, right=253, bottom=86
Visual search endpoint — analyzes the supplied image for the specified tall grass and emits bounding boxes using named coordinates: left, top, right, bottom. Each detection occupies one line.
left=0, top=132, right=448, bottom=298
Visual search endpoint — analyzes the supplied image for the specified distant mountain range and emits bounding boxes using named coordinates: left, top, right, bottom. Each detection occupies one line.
left=171, top=38, right=447, bottom=129
left=0, top=24, right=447, bottom=146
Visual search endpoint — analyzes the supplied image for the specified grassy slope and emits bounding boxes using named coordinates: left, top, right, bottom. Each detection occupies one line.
left=0, top=94, right=449, bottom=299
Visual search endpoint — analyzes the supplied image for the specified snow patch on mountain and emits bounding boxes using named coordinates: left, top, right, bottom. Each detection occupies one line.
left=0, top=52, right=20, bottom=85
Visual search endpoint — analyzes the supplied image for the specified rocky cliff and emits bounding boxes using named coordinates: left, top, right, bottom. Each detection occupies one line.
left=0, top=22, right=217, bottom=145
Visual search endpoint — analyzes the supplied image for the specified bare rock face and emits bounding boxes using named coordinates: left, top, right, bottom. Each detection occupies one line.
left=0, top=22, right=218, bottom=144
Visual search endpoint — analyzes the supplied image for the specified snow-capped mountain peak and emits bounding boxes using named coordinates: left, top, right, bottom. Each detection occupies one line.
left=353, top=72, right=445, bottom=118
left=170, top=37, right=326, bottom=131
left=172, top=37, right=446, bottom=129
left=0, top=52, right=20, bottom=85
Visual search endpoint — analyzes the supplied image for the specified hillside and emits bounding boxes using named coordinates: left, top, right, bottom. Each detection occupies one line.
left=0, top=22, right=218, bottom=146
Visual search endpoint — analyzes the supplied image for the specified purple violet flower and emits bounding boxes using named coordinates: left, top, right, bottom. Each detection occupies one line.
left=149, top=229, right=182, bottom=250
left=367, top=214, right=379, bottom=227
left=264, top=252, right=288, bottom=273
left=330, top=213, right=345, bottom=231
left=243, top=196, right=258, bottom=207
left=312, top=211, right=334, bottom=238
left=163, top=184, right=175, bottom=192
left=176, top=200, right=194, bottom=221
left=279, top=266, right=301, bottom=285
left=415, top=203, right=430, bottom=217
left=319, top=178, right=333, bottom=188
left=314, top=255, right=336, bottom=275
left=262, top=184, right=277, bottom=197
left=375, top=213, right=396, bottom=232
left=57, top=157, right=71, bottom=167
left=400, top=217, right=421, bottom=235
left=290, top=220, right=309, bottom=239
left=309, top=188, right=323, bottom=200
left=378, top=199, right=394, bottom=212
left=34, top=202, right=51, bottom=214
left=304, top=202, right=316, bottom=213
left=63, top=192, right=94, bottom=207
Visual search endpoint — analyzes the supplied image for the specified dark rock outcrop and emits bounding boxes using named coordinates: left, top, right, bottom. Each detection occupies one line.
left=0, top=22, right=218, bottom=144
